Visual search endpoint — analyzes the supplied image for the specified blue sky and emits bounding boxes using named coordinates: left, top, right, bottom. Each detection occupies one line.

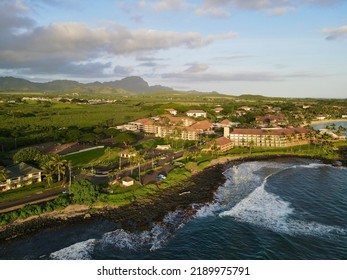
left=0, top=0, right=346, bottom=98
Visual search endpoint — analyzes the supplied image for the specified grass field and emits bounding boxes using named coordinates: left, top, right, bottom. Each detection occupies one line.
left=64, top=147, right=106, bottom=167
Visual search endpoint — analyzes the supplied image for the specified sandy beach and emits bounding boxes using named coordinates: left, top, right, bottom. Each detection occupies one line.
left=310, top=118, right=347, bottom=125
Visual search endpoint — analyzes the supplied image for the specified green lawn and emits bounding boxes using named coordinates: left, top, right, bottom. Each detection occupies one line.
left=64, top=147, right=106, bottom=167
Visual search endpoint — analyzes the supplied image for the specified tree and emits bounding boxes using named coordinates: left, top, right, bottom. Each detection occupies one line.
left=105, top=128, right=118, bottom=139
left=13, top=147, right=43, bottom=164
left=249, top=140, right=255, bottom=155
left=113, top=132, right=137, bottom=146
left=51, top=155, right=67, bottom=182
left=79, top=133, right=98, bottom=144
left=41, top=161, right=55, bottom=187
left=134, top=152, right=146, bottom=185
left=0, top=166, right=8, bottom=182
left=65, top=129, right=82, bottom=142
left=69, top=179, right=99, bottom=205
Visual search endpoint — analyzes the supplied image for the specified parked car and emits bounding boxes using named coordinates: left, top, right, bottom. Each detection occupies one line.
left=156, top=174, right=167, bottom=180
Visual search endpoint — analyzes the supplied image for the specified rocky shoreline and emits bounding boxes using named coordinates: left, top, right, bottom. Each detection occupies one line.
left=1, top=153, right=346, bottom=242
left=0, top=163, right=227, bottom=242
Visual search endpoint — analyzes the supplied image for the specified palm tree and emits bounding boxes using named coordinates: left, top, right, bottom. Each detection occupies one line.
left=51, top=156, right=68, bottom=182
left=249, top=140, right=255, bottom=155
left=68, top=160, right=72, bottom=187
left=134, top=152, right=145, bottom=185
left=41, top=161, right=55, bottom=187
left=306, top=132, right=313, bottom=152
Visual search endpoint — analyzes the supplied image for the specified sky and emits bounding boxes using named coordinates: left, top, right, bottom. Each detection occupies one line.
left=0, top=0, right=346, bottom=98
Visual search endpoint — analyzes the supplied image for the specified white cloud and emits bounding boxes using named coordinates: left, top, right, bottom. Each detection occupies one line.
left=162, top=70, right=283, bottom=82
left=184, top=63, right=209, bottom=73
left=151, top=0, right=187, bottom=11
left=196, top=0, right=342, bottom=16
left=0, top=15, right=236, bottom=77
left=322, top=25, right=347, bottom=40
left=1, top=21, right=236, bottom=56
left=162, top=68, right=327, bottom=82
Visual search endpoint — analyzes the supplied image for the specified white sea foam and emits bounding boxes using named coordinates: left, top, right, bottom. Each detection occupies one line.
left=196, top=161, right=287, bottom=218
left=50, top=239, right=96, bottom=260
left=220, top=179, right=346, bottom=238
left=50, top=210, right=192, bottom=259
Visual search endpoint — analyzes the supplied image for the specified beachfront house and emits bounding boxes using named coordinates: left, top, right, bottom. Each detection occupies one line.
left=0, top=162, right=42, bottom=192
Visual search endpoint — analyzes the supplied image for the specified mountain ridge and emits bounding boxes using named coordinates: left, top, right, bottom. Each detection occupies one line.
left=0, top=76, right=173, bottom=93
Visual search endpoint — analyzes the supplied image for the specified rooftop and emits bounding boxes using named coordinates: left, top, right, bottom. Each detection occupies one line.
left=6, top=162, right=42, bottom=179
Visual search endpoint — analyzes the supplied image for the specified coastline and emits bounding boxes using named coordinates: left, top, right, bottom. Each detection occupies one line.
left=310, top=118, right=347, bottom=125
left=0, top=153, right=346, bottom=242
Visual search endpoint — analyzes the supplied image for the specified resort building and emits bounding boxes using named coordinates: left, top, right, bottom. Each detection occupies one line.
left=116, top=123, right=139, bottom=132
left=224, top=127, right=311, bottom=148
left=214, top=137, right=234, bottom=152
left=130, top=118, right=156, bottom=134
left=186, top=110, right=207, bottom=118
left=190, top=120, right=213, bottom=134
left=0, top=162, right=42, bottom=192
left=155, top=126, right=199, bottom=141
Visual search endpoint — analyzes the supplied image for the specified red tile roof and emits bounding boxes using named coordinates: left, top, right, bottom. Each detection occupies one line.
left=220, top=119, right=231, bottom=125
left=215, top=137, right=233, bottom=146
left=134, top=118, right=154, bottom=125
left=161, top=114, right=195, bottom=124
left=190, top=120, right=213, bottom=130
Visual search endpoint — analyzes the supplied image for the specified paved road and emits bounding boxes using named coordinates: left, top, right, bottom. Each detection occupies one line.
left=86, top=150, right=185, bottom=185
left=0, top=186, right=66, bottom=213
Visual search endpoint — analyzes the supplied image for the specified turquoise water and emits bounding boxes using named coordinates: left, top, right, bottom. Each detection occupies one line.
left=1, top=158, right=347, bottom=260
left=312, top=121, right=347, bottom=136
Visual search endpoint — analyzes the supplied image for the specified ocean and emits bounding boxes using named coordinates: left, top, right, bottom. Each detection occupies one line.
left=1, top=121, right=347, bottom=260
left=1, top=158, right=347, bottom=260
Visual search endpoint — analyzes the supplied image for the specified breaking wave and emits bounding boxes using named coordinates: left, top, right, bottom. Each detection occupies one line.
left=50, top=239, right=96, bottom=260
left=49, top=210, right=193, bottom=260
left=219, top=162, right=347, bottom=238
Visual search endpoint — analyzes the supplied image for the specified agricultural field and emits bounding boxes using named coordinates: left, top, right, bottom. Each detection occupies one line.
left=0, top=98, right=152, bottom=151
